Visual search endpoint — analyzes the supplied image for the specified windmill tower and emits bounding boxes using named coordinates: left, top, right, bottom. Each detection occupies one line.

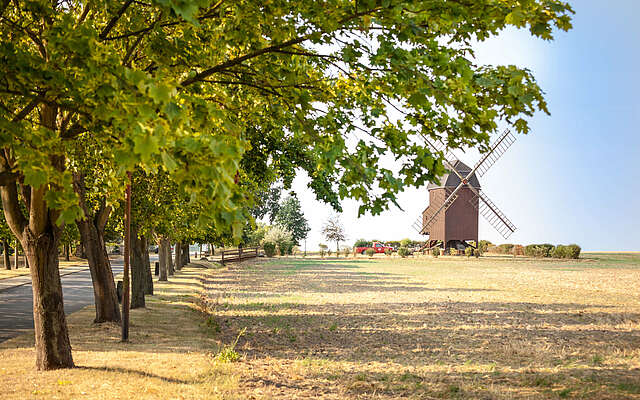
left=412, top=129, right=517, bottom=250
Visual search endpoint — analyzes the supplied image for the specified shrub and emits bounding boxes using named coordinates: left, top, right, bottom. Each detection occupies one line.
left=263, top=241, right=276, bottom=257
left=327, top=249, right=332, bottom=257
left=342, top=246, right=351, bottom=258
left=319, top=243, right=328, bottom=258
left=400, top=238, right=412, bottom=248
left=566, top=244, right=581, bottom=259
left=384, top=248, right=393, bottom=256
left=478, top=240, right=492, bottom=253
left=512, top=244, right=524, bottom=256
left=552, top=245, right=567, bottom=258
left=398, top=247, right=410, bottom=258
left=365, top=248, right=375, bottom=258
left=473, top=249, right=481, bottom=258
left=354, top=239, right=372, bottom=248
left=497, top=244, right=514, bottom=254
left=465, top=247, right=474, bottom=257
left=432, top=247, right=440, bottom=257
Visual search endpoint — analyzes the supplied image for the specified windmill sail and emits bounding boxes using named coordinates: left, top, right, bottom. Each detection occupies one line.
left=469, top=191, right=516, bottom=239
left=473, top=129, right=516, bottom=177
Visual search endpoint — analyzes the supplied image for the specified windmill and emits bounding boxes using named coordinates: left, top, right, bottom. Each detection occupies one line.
left=411, top=129, right=517, bottom=250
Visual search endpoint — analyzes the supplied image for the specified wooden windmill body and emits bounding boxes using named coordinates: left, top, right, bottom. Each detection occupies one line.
left=412, top=130, right=518, bottom=250
left=422, top=161, right=480, bottom=250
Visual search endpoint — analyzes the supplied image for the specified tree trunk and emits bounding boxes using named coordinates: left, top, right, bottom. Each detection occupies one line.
left=3, top=239, right=10, bottom=270
left=24, top=228, right=75, bottom=369
left=181, top=242, right=189, bottom=266
left=174, top=241, right=182, bottom=270
left=130, top=225, right=146, bottom=309
left=76, top=217, right=121, bottom=323
left=167, top=242, right=174, bottom=276
left=64, top=243, right=70, bottom=261
left=74, top=174, right=121, bottom=323
left=14, top=240, right=19, bottom=268
left=74, top=241, right=86, bottom=258
left=141, top=235, right=153, bottom=295
left=158, top=238, right=168, bottom=281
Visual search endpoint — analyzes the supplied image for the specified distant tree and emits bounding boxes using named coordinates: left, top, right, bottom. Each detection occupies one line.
left=322, top=215, right=346, bottom=256
left=318, top=243, right=328, bottom=258
left=251, top=185, right=283, bottom=223
left=274, top=196, right=310, bottom=245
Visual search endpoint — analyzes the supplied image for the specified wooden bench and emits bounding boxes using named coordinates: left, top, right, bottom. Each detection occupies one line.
left=221, top=247, right=260, bottom=265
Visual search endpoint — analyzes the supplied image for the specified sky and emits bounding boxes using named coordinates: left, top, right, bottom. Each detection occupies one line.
left=290, top=0, right=640, bottom=252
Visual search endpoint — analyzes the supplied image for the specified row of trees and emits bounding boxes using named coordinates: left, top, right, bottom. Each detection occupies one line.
left=0, top=0, right=573, bottom=370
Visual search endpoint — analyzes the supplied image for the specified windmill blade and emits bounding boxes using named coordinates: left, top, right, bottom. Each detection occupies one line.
left=473, top=129, right=516, bottom=177
left=469, top=191, right=516, bottom=239
left=418, top=186, right=461, bottom=234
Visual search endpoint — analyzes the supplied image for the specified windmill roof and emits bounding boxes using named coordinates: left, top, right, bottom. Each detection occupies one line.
left=427, top=160, right=481, bottom=189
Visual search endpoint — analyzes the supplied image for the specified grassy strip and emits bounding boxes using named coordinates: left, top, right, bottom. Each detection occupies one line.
left=0, top=263, right=242, bottom=400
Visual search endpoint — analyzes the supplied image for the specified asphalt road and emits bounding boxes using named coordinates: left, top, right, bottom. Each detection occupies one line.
left=0, top=258, right=141, bottom=342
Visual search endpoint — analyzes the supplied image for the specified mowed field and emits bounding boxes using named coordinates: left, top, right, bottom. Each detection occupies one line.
left=206, top=253, right=640, bottom=399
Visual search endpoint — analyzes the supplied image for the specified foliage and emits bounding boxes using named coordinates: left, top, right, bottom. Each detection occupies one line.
left=495, top=244, right=515, bottom=254
left=473, top=249, right=481, bottom=258
left=354, top=239, right=372, bottom=248
left=251, top=185, right=283, bottom=222
left=365, top=248, right=375, bottom=258
left=524, top=244, right=555, bottom=257
left=465, top=247, right=474, bottom=257
left=246, top=223, right=270, bottom=247
left=432, top=247, right=440, bottom=258
left=479, top=240, right=492, bottom=253
left=263, top=225, right=294, bottom=257
left=263, top=242, right=276, bottom=258
left=400, top=239, right=412, bottom=248
left=384, top=248, right=393, bottom=256
left=318, top=243, right=328, bottom=258
left=512, top=245, right=524, bottom=256
left=398, top=247, right=410, bottom=258
left=342, top=246, right=351, bottom=258
left=553, top=244, right=581, bottom=259
left=273, top=195, right=310, bottom=245
left=321, top=215, right=346, bottom=249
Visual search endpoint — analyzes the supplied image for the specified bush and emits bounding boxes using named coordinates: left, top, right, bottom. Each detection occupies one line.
left=263, top=242, right=276, bottom=257
left=497, top=244, right=514, bottom=254
left=553, top=244, right=581, bottom=259
left=365, top=248, right=375, bottom=258
left=398, top=247, right=410, bottom=258
left=553, top=245, right=567, bottom=258
left=512, top=244, right=524, bottom=256
left=566, top=244, right=581, bottom=259
left=478, top=240, right=491, bottom=253
left=354, top=239, right=372, bottom=248
left=319, top=243, right=328, bottom=258
left=342, top=246, right=351, bottom=258
left=432, top=247, right=440, bottom=257
left=384, top=248, right=393, bottom=256
left=327, top=249, right=332, bottom=257
left=465, top=247, right=474, bottom=257
left=400, top=238, right=412, bottom=248
left=473, top=249, right=481, bottom=258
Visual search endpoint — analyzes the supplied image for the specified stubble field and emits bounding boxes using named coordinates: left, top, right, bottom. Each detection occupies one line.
left=206, top=253, right=640, bottom=399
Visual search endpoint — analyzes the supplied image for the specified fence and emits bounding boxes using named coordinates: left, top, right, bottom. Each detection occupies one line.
left=220, top=247, right=260, bottom=265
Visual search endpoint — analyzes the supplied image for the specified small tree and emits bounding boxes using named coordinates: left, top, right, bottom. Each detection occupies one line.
left=321, top=215, right=346, bottom=256
left=432, top=247, right=440, bottom=258
left=318, top=243, right=328, bottom=258
left=398, top=247, right=410, bottom=258
left=263, top=225, right=293, bottom=257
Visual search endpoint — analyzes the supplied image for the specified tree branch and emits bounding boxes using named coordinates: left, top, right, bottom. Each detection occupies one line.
left=99, top=0, right=134, bottom=40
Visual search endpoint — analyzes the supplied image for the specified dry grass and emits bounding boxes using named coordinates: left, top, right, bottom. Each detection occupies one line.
left=204, top=253, right=640, bottom=399
left=0, top=257, right=87, bottom=281
left=0, top=263, right=242, bottom=400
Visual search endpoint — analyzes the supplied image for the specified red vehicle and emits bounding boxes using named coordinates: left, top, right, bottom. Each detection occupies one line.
left=355, top=242, right=394, bottom=255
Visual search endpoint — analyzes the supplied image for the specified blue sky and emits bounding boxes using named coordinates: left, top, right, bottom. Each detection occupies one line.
left=292, top=1, right=640, bottom=252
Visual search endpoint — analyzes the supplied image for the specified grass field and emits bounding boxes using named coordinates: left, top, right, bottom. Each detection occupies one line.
left=205, top=253, right=640, bottom=399
left=0, top=254, right=638, bottom=399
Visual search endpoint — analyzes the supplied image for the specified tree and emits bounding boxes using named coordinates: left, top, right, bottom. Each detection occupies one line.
left=322, top=215, right=347, bottom=256
left=263, top=225, right=294, bottom=256
left=274, top=196, right=310, bottom=245
left=0, top=0, right=573, bottom=370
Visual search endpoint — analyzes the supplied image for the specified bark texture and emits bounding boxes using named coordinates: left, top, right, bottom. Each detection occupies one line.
left=3, top=239, right=10, bottom=270
left=130, top=225, right=146, bottom=309
left=167, top=242, right=174, bottom=276
left=158, top=238, right=168, bottom=281
left=73, top=173, right=120, bottom=323
left=141, top=235, right=153, bottom=295
left=181, top=242, right=190, bottom=266
left=174, top=241, right=181, bottom=270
